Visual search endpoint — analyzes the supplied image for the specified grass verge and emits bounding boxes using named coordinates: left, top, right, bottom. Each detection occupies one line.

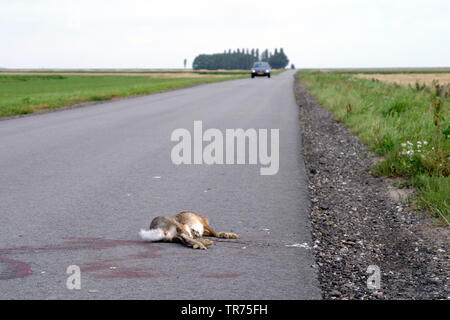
left=315, top=68, right=450, bottom=75
left=296, top=70, right=449, bottom=222
left=0, top=74, right=244, bottom=117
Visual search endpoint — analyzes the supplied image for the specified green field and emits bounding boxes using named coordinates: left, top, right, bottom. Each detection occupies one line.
left=297, top=71, right=449, bottom=222
left=314, top=68, right=450, bottom=75
left=0, top=69, right=249, bottom=75
left=0, top=74, right=244, bottom=117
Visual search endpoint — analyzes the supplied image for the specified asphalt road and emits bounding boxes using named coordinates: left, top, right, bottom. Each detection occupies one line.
left=0, top=70, right=320, bottom=299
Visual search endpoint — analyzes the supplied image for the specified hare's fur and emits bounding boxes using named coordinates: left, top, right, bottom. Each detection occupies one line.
left=139, top=211, right=238, bottom=250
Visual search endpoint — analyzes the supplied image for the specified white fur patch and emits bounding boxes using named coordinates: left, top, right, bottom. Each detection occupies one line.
left=184, top=225, right=193, bottom=237
left=139, top=228, right=164, bottom=242
left=191, top=221, right=204, bottom=236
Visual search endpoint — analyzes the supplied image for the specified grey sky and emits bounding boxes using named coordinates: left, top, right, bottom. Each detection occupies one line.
left=1, top=0, right=449, bottom=69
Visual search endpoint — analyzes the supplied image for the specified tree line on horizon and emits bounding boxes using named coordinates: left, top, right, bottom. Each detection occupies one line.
left=192, top=48, right=289, bottom=70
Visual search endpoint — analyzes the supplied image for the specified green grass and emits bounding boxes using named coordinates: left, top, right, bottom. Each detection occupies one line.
left=0, top=74, right=244, bottom=117
left=296, top=71, right=449, bottom=222
left=306, top=68, right=450, bottom=75
left=0, top=70, right=249, bottom=75
left=337, top=70, right=450, bottom=75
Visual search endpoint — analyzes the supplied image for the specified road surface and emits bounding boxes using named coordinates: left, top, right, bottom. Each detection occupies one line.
left=0, top=70, right=320, bottom=299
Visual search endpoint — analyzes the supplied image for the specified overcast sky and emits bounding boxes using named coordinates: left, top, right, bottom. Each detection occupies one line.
left=1, top=0, right=449, bottom=69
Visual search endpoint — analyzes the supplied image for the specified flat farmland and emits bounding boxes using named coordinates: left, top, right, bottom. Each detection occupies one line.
left=0, top=72, right=237, bottom=78
left=0, top=68, right=284, bottom=76
left=318, top=67, right=450, bottom=74
left=0, top=69, right=286, bottom=118
left=0, top=72, right=246, bottom=117
left=354, top=73, right=450, bottom=86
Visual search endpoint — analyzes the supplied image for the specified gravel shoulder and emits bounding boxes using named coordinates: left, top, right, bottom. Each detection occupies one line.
left=295, top=77, right=449, bottom=300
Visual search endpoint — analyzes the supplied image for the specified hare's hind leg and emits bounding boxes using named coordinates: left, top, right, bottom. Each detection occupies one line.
left=177, top=233, right=207, bottom=250
left=203, top=224, right=238, bottom=239
left=216, top=232, right=238, bottom=239
left=197, top=238, right=214, bottom=247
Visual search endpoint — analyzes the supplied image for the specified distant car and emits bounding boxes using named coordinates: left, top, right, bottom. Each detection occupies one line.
left=251, top=62, right=271, bottom=78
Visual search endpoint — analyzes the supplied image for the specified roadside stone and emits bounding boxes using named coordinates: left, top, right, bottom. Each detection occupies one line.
left=330, top=290, right=342, bottom=297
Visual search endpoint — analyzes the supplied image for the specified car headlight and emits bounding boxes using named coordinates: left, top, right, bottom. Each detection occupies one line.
left=252, top=69, right=255, bottom=73
left=266, top=69, right=269, bottom=73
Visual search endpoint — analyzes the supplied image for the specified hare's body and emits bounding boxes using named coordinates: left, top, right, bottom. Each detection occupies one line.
left=139, top=211, right=238, bottom=249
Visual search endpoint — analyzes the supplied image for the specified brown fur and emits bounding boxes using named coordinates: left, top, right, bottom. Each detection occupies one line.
left=147, top=211, right=238, bottom=250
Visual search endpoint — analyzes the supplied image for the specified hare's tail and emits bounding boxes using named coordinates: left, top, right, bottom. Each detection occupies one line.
left=139, top=228, right=164, bottom=242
